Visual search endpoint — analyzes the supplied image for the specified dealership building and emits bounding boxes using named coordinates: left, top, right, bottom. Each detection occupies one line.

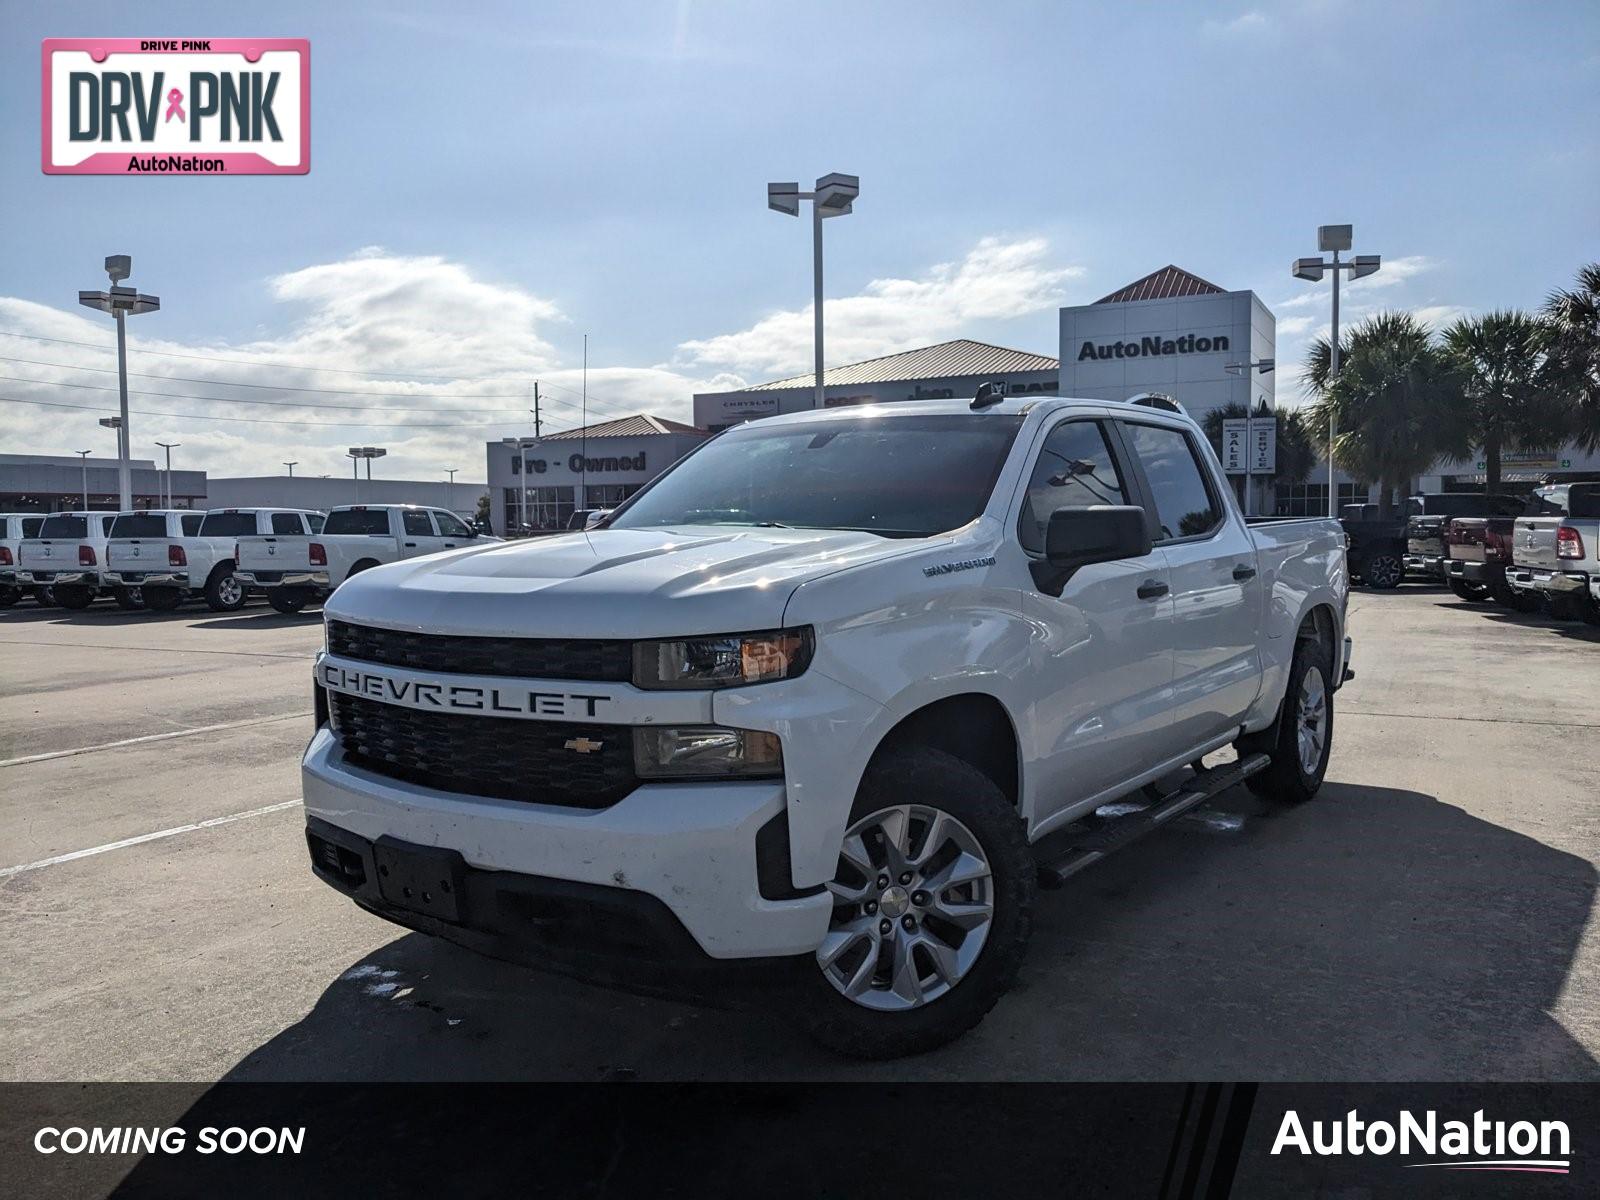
left=485, top=413, right=708, bottom=535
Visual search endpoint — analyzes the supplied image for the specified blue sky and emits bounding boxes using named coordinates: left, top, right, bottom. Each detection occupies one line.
left=1, top=0, right=1596, bottom=482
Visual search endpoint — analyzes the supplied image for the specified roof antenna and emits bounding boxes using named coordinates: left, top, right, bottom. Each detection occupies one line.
left=970, top=381, right=1006, bottom=410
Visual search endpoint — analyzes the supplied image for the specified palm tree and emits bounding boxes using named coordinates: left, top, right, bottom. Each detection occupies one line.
left=1301, top=312, right=1469, bottom=517
left=1200, top=401, right=1316, bottom=510
left=1542, top=262, right=1600, bottom=452
left=1441, top=310, right=1565, bottom=492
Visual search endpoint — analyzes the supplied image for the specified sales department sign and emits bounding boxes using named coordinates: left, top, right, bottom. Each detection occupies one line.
left=42, top=38, right=309, bottom=174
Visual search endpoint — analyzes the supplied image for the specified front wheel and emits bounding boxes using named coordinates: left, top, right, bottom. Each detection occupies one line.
left=1242, top=638, right=1333, bottom=804
left=53, top=585, right=95, bottom=610
left=1448, top=578, right=1489, bottom=602
left=267, top=588, right=312, bottom=614
left=794, top=748, right=1034, bottom=1059
left=1360, top=553, right=1404, bottom=590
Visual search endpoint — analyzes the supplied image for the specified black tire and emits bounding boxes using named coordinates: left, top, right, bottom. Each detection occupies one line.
left=267, top=588, right=311, bottom=614
left=1241, top=637, right=1333, bottom=804
left=1548, top=593, right=1586, bottom=622
left=792, top=747, right=1035, bottom=1060
left=1360, top=553, right=1404, bottom=590
left=204, top=567, right=247, bottom=612
left=1448, top=578, right=1489, bottom=602
left=1490, top=580, right=1539, bottom=611
left=32, top=586, right=56, bottom=607
left=347, top=559, right=380, bottom=578
left=112, top=586, right=144, bottom=610
left=0, top=584, right=18, bottom=608
left=54, top=585, right=94, bottom=610
left=142, top=586, right=184, bottom=612
left=1580, top=595, right=1600, bottom=628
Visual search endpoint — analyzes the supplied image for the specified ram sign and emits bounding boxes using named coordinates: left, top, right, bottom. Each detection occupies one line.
left=42, top=38, right=310, bottom=175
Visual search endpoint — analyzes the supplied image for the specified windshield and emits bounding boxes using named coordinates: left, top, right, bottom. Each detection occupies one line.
left=609, top=414, right=1025, bottom=538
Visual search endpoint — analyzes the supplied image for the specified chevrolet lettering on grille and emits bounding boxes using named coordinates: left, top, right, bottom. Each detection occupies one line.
left=319, top=661, right=612, bottom=719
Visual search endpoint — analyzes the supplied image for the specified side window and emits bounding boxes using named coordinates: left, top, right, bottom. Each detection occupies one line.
left=433, top=510, right=470, bottom=537
left=1122, top=422, right=1222, bottom=541
left=22, top=518, right=42, bottom=537
left=181, top=514, right=203, bottom=536
left=306, top=513, right=325, bottom=533
left=402, top=510, right=435, bottom=537
left=1018, top=420, right=1128, bottom=553
left=271, top=512, right=304, bottom=535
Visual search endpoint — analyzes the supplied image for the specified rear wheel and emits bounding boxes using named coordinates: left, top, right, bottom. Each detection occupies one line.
left=1448, top=578, right=1489, bottom=602
left=142, top=586, right=184, bottom=612
left=1242, top=637, right=1333, bottom=804
left=54, top=585, right=94, bottom=610
left=112, top=586, right=144, bottom=610
left=267, top=588, right=311, bottom=614
left=204, top=568, right=246, bottom=612
left=0, top=584, right=18, bottom=608
left=794, top=748, right=1034, bottom=1059
left=32, top=586, right=56, bottom=607
left=1490, top=580, right=1539, bottom=611
left=1548, top=593, right=1586, bottom=622
left=1361, top=553, right=1404, bottom=590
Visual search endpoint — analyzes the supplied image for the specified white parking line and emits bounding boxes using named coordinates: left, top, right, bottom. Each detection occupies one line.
left=0, top=712, right=311, bottom=768
left=0, top=799, right=304, bottom=878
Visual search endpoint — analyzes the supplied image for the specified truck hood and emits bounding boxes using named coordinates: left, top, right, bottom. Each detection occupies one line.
left=323, top=525, right=919, bottom=638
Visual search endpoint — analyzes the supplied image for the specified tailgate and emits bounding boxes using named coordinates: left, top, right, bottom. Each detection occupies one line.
left=19, top=540, right=70, bottom=570
left=108, top=540, right=163, bottom=570
left=1406, top=518, right=1447, bottom=556
left=237, top=536, right=311, bottom=570
left=1513, top=519, right=1565, bottom=570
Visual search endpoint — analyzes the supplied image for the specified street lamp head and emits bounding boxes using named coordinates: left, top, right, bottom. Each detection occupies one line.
left=1257, top=357, right=1275, bottom=374
left=814, top=172, right=859, bottom=216
left=1292, top=257, right=1326, bottom=282
left=1348, top=254, right=1382, bottom=280
left=1317, top=224, right=1353, bottom=253
left=105, top=255, right=131, bottom=283
left=767, top=182, right=801, bottom=216
left=98, top=416, right=123, bottom=429
left=78, top=290, right=113, bottom=314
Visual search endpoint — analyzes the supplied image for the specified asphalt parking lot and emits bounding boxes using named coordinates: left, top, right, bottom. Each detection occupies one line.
left=2, top=588, right=1597, bottom=1082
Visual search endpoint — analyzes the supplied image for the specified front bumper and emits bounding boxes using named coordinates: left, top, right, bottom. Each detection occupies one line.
left=237, top=569, right=329, bottom=588
left=17, top=569, right=96, bottom=586
left=1505, top=567, right=1588, bottom=596
left=302, top=727, right=833, bottom=961
left=1403, top=554, right=1448, bottom=581
left=104, top=569, right=186, bottom=587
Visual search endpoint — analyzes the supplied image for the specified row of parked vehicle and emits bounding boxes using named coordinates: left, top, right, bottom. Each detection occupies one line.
left=0, top=503, right=495, bottom=614
left=1341, top=482, right=1600, bottom=623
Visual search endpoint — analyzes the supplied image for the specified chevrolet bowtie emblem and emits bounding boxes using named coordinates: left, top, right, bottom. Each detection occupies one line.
left=564, top=737, right=604, bottom=754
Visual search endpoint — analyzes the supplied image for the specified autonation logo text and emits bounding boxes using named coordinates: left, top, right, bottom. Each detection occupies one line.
left=1272, top=1108, right=1571, bottom=1175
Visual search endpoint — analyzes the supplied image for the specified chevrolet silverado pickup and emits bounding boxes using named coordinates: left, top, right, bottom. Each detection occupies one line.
left=237, top=504, right=488, bottom=614
left=16, top=511, right=137, bottom=609
left=302, top=395, right=1351, bottom=1057
left=1507, top=482, right=1600, bottom=624
left=0, top=513, right=45, bottom=607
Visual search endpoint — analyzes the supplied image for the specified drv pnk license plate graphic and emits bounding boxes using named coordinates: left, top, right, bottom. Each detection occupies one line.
left=42, top=38, right=310, bottom=175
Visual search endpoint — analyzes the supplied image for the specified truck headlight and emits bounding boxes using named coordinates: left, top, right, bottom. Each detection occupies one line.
left=633, top=726, right=784, bottom=779
left=633, top=627, right=813, bottom=690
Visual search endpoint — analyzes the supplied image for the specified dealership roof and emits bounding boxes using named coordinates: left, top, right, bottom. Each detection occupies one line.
left=539, top=413, right=705, bottom=441
left=1095, top=265, right=1227, bottom=304
left=746, top=339, right=1059, bottom=391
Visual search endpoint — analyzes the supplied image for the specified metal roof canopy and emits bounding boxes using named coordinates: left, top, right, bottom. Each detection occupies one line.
left=745, top=339, right=1058, bottom=392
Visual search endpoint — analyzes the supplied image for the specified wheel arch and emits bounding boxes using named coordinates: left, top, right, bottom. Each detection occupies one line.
left=863, top=692, right=1021, bottom=810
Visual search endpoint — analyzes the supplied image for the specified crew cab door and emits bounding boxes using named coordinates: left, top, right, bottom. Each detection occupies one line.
left=1017, top=416, right=1176, bottom=817
left=430, top=508, right=474, bottom=549
left=399, top=509, right=445, bottom=558
left=1115, top=419, right=1262, bottom=750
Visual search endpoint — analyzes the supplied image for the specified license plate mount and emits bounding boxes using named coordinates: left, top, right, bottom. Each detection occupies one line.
left=373, top=837, right=466, bottom=923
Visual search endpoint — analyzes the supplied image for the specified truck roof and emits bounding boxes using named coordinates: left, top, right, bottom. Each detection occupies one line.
left=748, top=394, right=1194, bottom=430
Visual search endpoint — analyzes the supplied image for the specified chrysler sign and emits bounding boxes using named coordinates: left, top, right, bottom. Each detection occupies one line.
left=42, top=38, right=309, bottom=174
left=1077, top=333, right=1230, bottom=361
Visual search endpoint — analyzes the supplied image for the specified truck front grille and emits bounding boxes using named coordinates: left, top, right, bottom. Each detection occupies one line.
left=330, top=692, right=636, bottom=809
left=328, top=620, right=633, bottom=682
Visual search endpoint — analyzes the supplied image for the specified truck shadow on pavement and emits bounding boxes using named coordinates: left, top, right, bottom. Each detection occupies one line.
left=1440, top=601, right=1600, bottom=643
left=208, top=781, right=1598, bottom=1082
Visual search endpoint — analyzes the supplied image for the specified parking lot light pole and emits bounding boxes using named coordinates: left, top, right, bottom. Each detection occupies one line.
left=74, top=449, right=92, bottom=510
left=283, top=461, right=298, bottom=478
left=155, top=442, right=180, bottom=507
left=79, top=256, right=159, bottom=510
left=97, top=417, right=123, bottom=507
left=445, top=468, right=458, bottom=486
left=1293, top=226, right=1381, bottom=517
left=1223, top=358, right=1275, bottom=516
left=768, top=174, right=859, bottom=410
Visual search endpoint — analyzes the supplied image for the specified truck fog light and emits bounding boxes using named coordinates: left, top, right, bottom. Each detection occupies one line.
left=632, top=726, right=783, bottom=779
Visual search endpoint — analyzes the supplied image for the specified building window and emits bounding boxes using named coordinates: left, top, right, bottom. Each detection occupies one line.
left=504, top=486, right=575, bottom=534
left=1274, top=481, right=1363, bottom=517
left=584, top=483, right=642, bottom=509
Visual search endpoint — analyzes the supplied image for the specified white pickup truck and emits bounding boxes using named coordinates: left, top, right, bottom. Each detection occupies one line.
left=104, top=507, right=324, bottom=612
left=16, top=511, right=138, bottom=610
left=1506, top=481, right=1600, bottom=623
left=237, top=504, right=490, bottom=614
left=1, top=513, right=46, bottom=607
left=302, top=395, right=1350, bottom=1057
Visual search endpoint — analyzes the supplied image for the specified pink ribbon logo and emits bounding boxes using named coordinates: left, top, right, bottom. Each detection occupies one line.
left=164, top=88, right=185, bottom=123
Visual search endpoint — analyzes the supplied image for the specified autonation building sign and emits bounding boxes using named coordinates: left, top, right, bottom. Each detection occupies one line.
left=1057, top=265, right=1274, bottom=425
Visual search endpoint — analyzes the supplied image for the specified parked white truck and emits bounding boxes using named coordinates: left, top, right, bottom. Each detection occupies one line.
left=302, top=395, right=1351, bottom=1057
left=237, top=504, right=489, bottom=614
left=0, top=513, right=46, bottom=607
left=1506, top=481, right=1600, bottom=624
left=105, top=508, right=324, bottom=612
left=16, top=511, right=136, bottom=610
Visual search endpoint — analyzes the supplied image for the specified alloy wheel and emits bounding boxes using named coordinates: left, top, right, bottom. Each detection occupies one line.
left=1365, top=555, right=1402, bottom=588
left=219, top=575, right=242, bottom=606
left=1297, top=667, right=1328, bottom=776
left=817, top=804, right=994, bottom=1011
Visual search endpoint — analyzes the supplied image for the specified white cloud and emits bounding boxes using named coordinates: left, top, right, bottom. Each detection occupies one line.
left=677, top=236, right=1081, bottom=380
left=1203, top=10, right=1270, bottom=36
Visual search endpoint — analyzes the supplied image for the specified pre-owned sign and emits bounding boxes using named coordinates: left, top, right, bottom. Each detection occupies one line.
left=42, top=38, right=309, bottom=175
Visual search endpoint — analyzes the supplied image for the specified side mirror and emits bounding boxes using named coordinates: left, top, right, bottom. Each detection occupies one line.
left=1033, top=505, right=1152, bottom=595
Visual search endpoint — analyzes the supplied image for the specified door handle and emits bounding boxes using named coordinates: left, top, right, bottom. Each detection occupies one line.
left=404, top=542, right=416, bottom=547
left=1136, top=579, right=1169, bottom=600
left=1232, top=564, right=1257, bottom=581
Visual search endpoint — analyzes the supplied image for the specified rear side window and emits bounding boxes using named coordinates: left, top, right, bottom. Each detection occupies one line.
left=402, top=510, right=434, bottom=536
left=21, top=517, right=43, bottom=537
left=306, top=513, right=325, bottom=533
left=1570, top=487, right=1600, bottom=520
left=181, top=514, right=203, bottom=536
left=199, top=512, right=258, bottom=537
left=1121, top=423, right=1222, bottom=541
left=271, top=512, right=306, bottom=535
left=323, top=509, right=391, bottom=535
left=40, top=515, right=88, bottom=538
left=1018, top=420, right=1128, bottom=553
left=110, top=514, right=168, bottom=538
